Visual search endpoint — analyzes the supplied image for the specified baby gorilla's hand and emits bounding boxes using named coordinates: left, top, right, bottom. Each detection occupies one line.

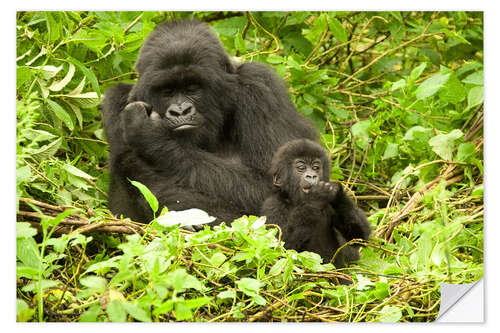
left=309, top=181, right=340, bottom=202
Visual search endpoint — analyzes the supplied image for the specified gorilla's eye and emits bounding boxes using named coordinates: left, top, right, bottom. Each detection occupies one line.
left=186, top=84, right=199, bottom=92
left=296, top=162, right=306, bottom=172
left=312, top=164, right=321, bottom=171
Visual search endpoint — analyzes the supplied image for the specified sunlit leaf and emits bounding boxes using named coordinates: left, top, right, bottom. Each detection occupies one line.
left=378, top=305, right=402, bottom=322
left=46, top=99, right=74, bottom=131
left=429, top=129, right=464, bottom=160
left=49, top=63, right=75, bottom=91
left=329, top=17, right=348, bottom=43
left=415, top=73, right=450, bottom=100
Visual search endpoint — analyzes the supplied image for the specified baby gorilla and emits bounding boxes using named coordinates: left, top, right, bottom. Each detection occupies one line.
left=261, top=139, right=371, bottom=270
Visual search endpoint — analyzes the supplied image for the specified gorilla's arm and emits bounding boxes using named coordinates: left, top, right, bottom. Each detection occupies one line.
left=330, top=186, right=371, bottom=242
left=233, top=62, right=319, bottom=173
left=262, top=195, right=330, bottom=251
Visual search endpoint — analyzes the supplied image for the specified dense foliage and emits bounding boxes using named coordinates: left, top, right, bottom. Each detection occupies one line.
left=16, top=11, right=483, bottom=322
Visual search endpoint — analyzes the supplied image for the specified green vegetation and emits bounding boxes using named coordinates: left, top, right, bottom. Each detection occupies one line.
left=16, top=11, right=483, bottom=322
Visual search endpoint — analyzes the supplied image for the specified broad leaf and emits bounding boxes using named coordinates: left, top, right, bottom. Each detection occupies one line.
left=428, top=129, right=464, bottom=160
left=415, top=73, right=450, bottom=100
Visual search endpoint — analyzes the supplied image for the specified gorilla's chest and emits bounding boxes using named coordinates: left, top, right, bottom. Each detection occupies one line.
left=214, top=142, right=243, bottom=164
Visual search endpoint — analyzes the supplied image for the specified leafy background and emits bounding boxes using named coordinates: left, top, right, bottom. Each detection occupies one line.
left=16, top=11, right=483, bottom=322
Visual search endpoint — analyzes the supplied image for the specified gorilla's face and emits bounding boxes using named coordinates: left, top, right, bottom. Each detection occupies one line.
left=147, top=71, right=206, bottom=133
left=126, top=20, right=236, bottom=147
left=293, top=158, right=323, bottom=194
left=270, top=139, right=331, bottom=200
left=129, top=60, right=232, bottom=151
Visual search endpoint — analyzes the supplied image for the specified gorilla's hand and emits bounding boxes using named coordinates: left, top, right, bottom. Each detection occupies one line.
left=120, top=101, right=154, bottom=144
left=309, top=181, right=340, bottom=202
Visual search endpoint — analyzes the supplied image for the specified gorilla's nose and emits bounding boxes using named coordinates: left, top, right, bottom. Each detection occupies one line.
left=305, top=172, right=318, bottom=184
left=166, top=102, right=195, bottom=118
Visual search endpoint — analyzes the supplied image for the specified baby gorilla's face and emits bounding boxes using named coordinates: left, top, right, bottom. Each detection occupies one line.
left=293, top=158, right=322, bottom=193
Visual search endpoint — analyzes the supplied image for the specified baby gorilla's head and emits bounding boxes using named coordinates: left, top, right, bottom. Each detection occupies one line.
left=270, top=139, right=331, bottom=200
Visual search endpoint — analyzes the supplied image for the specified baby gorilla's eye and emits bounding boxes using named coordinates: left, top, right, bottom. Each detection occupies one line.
left=296, top=164, right=306, bottom=172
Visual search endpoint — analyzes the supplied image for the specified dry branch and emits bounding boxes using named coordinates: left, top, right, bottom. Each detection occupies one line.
left=17, top=197, right=146, bottom=236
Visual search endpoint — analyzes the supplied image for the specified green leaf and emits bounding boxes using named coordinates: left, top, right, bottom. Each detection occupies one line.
left=129, top=180, right=159, bottom=215
left=351, top=119, right=372, bottom=149
left=236, top=277, right=264, bottom=296
left=402, top=126, right=433, bottom=142
left=415, top=73, right=450, bottom=100
left=382, top=142, right=399, bottom=160
left=49, top=63, right=75, bottom=91
left=45, top=12, right=60, bottom=42
left=378, top=305, right=402, bottom=322
left=328, top=106, right=349, bottom=120
left=439, top=74, right=467, bottom=104
left=428, top=129, right=464, bottom=160
left=65, top=92, right=100, bottom=109
left=35, top=65, right=63, bottom=80
left=391, top=79, right=406, bottom=92
left=217, top=290, right=236, bottom=299
left=174, top=302, right=193, bottom=320
left=17, top=66, right=34, bottom=89
left=471, top=185, right=483, bottom=197
left=46, top=99, right=74, bottom=131
left=16, top=237, right=41, bottom=270
left=266, top=55, right=284, bottom=64
left=181, top=297, right=212, bottom=309
left=308, top=14, right=327, bottom=44
left=80, top=275, right=107, bottom=292
left=17, top=299, right=35, bottom=322
left=66, top=57, right=101, bottom=98
left=17, top=265, right=40, bottom=279
left=107, top=300, right=127, bottom=322
left=17, top=222, right=37, bottom=239
left=467, top=86, right=483, bottom=109
left=269, top=258, right=287, bottom=275
left=46, top=236, right=69, bottom=253
left=373, top=282, right=390, bottom=300
left=42, top=209, right=78, bottom=230
left=166, top=269, right=203, bottom=291
left=456, top=142, right=475, bottom=162
left=462, top=71, right=483, bottom=86
left=63, top=164, right=95, bottom=180
left=210, top=252, right=227, bottom=266
left=409, top=62, right=427, bottom=82
left=122, top=302, right=152, bottom=322
left=22, top=279, right=60, bottom=292
left=31, top=137, right=62, bottom=160
left=297, top=251, right=325, bottom=272
left=329, top=17, right=348, bottom=43
left=355, top=275, right=374, bottom=290
left=79, top=304, right=103, bottom=322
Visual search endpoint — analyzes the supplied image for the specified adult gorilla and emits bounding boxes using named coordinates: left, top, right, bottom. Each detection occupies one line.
left=101, top=19, right=318, bottom=223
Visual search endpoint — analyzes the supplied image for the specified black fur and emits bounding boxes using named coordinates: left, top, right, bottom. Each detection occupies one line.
left=100, top=19, right=318, bottom=223
left=261, top=139, right=371, bottom=269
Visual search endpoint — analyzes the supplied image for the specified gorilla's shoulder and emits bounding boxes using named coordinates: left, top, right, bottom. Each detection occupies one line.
left=104, top=83, right=134, bottom=97
left=100, top=83, right=134, bottom=117
left=235, top=62, right=286, bottom=88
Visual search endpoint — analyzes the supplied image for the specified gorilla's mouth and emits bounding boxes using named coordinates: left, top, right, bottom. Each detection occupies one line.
left=173, top=124, right=198, bottom=131
left=302, top=186, right=312, bottom=193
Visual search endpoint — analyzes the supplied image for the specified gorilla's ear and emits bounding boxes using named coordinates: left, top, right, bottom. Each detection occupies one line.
left=272, top=174, right=282, bottom=188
